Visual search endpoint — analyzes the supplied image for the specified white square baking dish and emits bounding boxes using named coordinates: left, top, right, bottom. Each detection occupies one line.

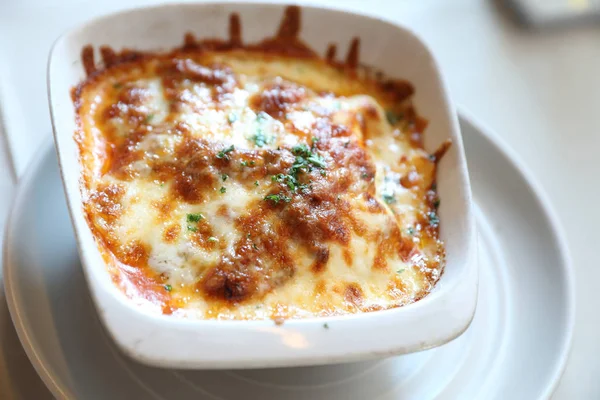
left=47, top=2, right=477, bottom=369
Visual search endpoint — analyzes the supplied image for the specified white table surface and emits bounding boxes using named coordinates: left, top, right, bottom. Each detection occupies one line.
left=1, top=0, right=598, bottom=398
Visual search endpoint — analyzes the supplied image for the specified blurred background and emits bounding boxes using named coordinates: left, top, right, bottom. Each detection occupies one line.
left=1, top=0, right=599, bottom=398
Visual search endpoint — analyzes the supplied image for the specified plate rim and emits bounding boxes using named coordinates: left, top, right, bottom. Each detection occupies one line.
left=458, top=107, right=576, bottom=399
left=2, top=109, right=575, bottom=399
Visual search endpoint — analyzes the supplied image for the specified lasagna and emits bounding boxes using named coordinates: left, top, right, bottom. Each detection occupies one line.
left=73, top=7, right=448, bottom=321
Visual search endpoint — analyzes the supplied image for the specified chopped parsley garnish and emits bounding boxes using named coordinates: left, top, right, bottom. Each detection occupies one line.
left=250, top=112, right=274, bottom=147
left=265, top=143, right=328, bottom=204
left=343, top=140, right=350, bottom=148
left=227, top=113, right=237, bottom=124
left=385, top=110, right=404, bottom=126
left=433, top=199, right=440, bottom=209
left=428, top=212, right=440, bottom=227
left=429, top=154, right=437, bottom=162
left=290, top=145, right=327, bottom=174
left=406, top=227, right=415, bottom=236
left=272, top=173, right=298, bottom=190
left=311, top=137, right=319, bottom=144
left=251, top=130, right=271, bottom=147
left=220, top=186, right=227, bottom=194
left=252, top=243, right=259, bottom=250
left=382, top=194, right=396, bottom=204
left=323, top=323, right=329, bottom=329
left=221, top=174, right=228, bottom=182
left=264, top=194, right=292, bottom=204
left=112, top=82, right=123, bottom=89
left=164, top=284, right=172, bottom=292
left=208, top=237, right=218, bottom=242
left=187, top=213, right=204, bottom=223
left=396, top=268, right=406, bottom=274
left=307, top=153, right=326, bottom=168
left=292, top=144, right=311, bottom=157
left=320, top=170, right=327, bottom=177
left=240, top=161, right=248, bottom=167
left=216, top=145, right=235, bottom=160
left=254, top=181, right=259, bottom=186
left=186, top=213, right=204, bottom=232
left=361, top=172, right=372, bottom=180
left=246, top=233, right=251, bottom=239
left=145, top=114, right=154, bottom=123
left=256, top=112, right=268, bottom=122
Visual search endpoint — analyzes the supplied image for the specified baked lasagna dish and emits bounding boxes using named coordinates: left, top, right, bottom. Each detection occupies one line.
left=73, top=8, right=449, bottom=321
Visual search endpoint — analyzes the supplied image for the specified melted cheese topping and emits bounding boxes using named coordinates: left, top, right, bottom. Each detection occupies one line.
left=75, top=50, right=445, bottom=320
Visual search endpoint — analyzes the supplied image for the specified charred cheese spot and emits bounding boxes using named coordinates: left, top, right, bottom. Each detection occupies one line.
left=76, top=48, right=447, bottom=321
left=344, top=283, right=363, bottom=306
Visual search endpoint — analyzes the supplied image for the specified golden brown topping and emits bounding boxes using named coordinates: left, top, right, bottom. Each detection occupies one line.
left=344, top=283, right=363, bottom=305
left=250, top=79, right=306, bottom=119
left=74, top=6, right=447, bottom=319
left=163, top=224, right=181, bottom=243
left=119, top=241, right=150, bottom=268
left=87, top=184, right=125, bottom=224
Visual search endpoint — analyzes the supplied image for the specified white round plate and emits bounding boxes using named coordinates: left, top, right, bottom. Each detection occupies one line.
left=4, top=113, right=574, bottom=400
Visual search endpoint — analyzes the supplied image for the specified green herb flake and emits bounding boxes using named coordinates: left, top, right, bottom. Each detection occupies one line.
left=264, top=194, right=291, bottom=204
left=256, top=112, right=268, bottom=122
left=429, top=154, right=437, bottom=162
left=323, top=323, right=329, bottom=329
left=254, top=181, right=259, bottom=186
left=112, top=82, right=123, bottom=89
left=208, top=237, right=218, bottom=242
left=265, top=194, right=281, bottom=203
left=216, top=145, right=235, bottom=160
left=186, top=213, right=204, bottom=223
left=252, top=243, right=259, bottom=250
left=407, top=227, right=415, bottom=236
left=431, top=183, right=437, bottom=191
left=385, top=110, right=404, bottom=126
left=251, top=131, right=270, bottom=147
left=220, top=186, right=227, bottom=194
left=227, top=113, right=237, bottom=124
left=428, top=212, right=440, bottom=227
left=250, top=113, right=274, bottom=147
left=246, top=233, right=251, bottom=239
left=385, top=110, right=398, bottom=125
left=307, top=153, right=326, bottom=168
left=187, top=225, right=198, bottom=232
left=433, top=198, right=440, bottom=209
left=164, top=284, right=172, bottom=292
left=396, top=268, right=406, bottom=274
left=292, top=144, right=311, bottom=157
left=240, top=161, right=248, bottom=167
left=145, top=114, right=155, bottom=123
left=221, top=174, right=228, bottom=182
left=382, top=194, right=396, bottom=204
left=311, top=137, right=319, bottom=144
